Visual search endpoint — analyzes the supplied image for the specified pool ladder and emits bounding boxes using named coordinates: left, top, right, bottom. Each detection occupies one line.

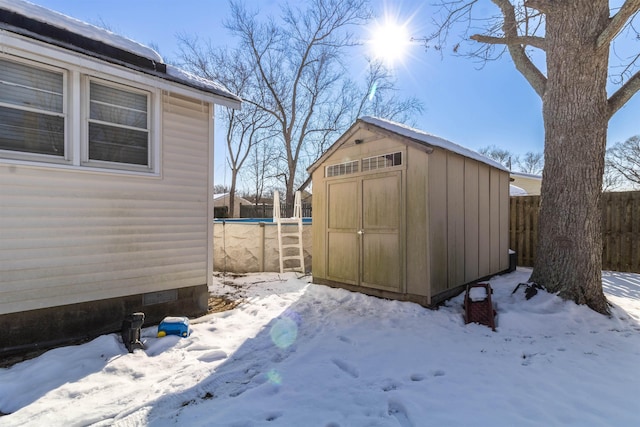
left=273, top=190, right=305, bottom=274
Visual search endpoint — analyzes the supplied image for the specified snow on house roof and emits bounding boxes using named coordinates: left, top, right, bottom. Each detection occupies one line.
left=359, top=116, right=509, bottom=172
left=1, top=0, right=162, bottom=62
left=0, top=0, right=241, bottom=105
left=510, top=184, right=528, bottom=196
left=510, top=171, right=542, bottom=180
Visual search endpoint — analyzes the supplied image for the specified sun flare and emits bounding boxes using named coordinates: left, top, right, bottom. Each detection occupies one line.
left=368, top=18, right=411, bottom=67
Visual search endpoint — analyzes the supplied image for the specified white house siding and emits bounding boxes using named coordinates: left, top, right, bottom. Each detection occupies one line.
left=0, top=92, right=212, bottom=315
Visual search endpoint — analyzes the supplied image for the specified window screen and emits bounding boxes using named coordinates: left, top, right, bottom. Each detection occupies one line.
left=326, top=160, right=358, bottom=177
left=362, top=152, right=402, bottom=172
left=88, top=81, right=149, bottom=166
left=0, top=58, right=65, bottom=156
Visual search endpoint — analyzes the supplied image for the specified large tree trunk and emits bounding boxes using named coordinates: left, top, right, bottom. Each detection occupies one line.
left=285, top=177, right=295, bottom=218
left=530, top=1, right=610, bottom=314
left=229, top=170, right=238, bottom=218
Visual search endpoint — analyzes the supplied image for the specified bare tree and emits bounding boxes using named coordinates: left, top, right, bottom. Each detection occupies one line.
left=178, top=37, right=276, bottom=217
left=478, top=145, right=517, bottom=169
left=424, top=0, right=640, bottom=314
left=479, top=145, right=544, bottom=173
left=603, top=155, right=624, bottom=192
left=606, top=135, right=640, bottom=189
left=351, top=58, right=424, bottom=124
left=244, top=138, right=280, bottom=211
left=517, top=151, right=544, bottom=175
left=300, top=58, right=425, bottom=170
left=213, top=184, right=230, bottom=194
left=225, top=0, right=371, bottom=213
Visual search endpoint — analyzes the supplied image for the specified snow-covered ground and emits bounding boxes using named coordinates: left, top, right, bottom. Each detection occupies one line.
left=1, top=268, right=639, bottom=426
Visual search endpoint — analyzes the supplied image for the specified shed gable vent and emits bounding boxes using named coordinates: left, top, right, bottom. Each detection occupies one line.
left=326, top=160, right=358, bottom=177
left=362, top=152, right=402, bottom=172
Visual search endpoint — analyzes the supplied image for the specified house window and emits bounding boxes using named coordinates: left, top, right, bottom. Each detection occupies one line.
left=87, top=80, right=150, bottom=168
left=362, top=152, right=402, bottom=172
left=0, top=57, right=65, bottom=158
left=326, top=160, right=358, bottom=177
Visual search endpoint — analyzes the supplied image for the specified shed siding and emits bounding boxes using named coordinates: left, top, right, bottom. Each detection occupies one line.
left=477, top=165, right=492, bottom=277
left=405, top=145, right=429, bottom=297
left=428, top=150, right=448, bottom=294
left=311, top=168, right=327, bottom=278
left=0, top=93, right=211, bottom=315
left=489, top=168, right=502, bottom=273
left=447, top=154, right=466, bottom=288
left=429, top=151, right=510, bottom=294
left=499, top=171, right=511, bottom=271
left=464, top=160, right=480, bottom=282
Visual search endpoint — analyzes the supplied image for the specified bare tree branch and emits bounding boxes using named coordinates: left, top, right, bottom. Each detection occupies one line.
left=597, top=0, right=640, bottom=50
left=482, top=0, right=547, bottom=97
left=470, top=34, right=546, bottom=50
left=523, top=0, right=552, bottom=14
left=608, top=69, right=640, bottom=118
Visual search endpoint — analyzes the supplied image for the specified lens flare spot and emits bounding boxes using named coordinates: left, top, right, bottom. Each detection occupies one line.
left=368, top=81, right=378, bottom=101
left=266, top=368, right=282, bottom=385
left=270, top=316, right=298, bottom=349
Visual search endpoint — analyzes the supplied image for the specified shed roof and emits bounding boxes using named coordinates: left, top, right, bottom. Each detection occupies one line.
left=358, top=117, right=509, bottom=171
left=307, top=116, right=509, bottom=176
left=0, top=0, right=241, bottom=106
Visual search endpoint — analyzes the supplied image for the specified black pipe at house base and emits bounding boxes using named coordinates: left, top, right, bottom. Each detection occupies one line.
left=121, top=312, right=145, bottom=353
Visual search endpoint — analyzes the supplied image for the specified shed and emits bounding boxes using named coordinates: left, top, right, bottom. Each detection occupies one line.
left=0, top=1, right=240, bottom=355
left=307, top=117, right=511, bottom=306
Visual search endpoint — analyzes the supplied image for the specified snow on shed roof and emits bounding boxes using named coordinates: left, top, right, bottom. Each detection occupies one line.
left=359, top=116, right=509, bottom=172
left=0, top=0, right=240, bottom=105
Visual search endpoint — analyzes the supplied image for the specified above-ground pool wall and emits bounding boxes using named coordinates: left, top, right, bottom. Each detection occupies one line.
left=213, top=221, right=312, bottom=273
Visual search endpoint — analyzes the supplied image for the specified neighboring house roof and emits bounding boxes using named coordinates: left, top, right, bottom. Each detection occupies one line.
left=213, top=193, right=250, bottom=204
left=307, top=116, right=509, bottom=176
left=510, top=171, right=542, bottom=180
left=0, top=0, right=241, bottom=106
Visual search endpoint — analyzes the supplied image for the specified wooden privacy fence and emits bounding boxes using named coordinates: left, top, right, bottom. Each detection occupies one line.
left=510, top=191, right=640, bottom=273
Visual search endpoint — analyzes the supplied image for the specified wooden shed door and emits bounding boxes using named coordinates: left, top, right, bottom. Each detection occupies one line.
left=326, top=171, right=402, bottom=291
left=360, top=171, right=402, bottom=291
left=326, top=178, right=359, bottom=285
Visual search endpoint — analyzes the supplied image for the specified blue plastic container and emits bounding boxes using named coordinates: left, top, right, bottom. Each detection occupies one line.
left=157, top=316, right=190, bottom=338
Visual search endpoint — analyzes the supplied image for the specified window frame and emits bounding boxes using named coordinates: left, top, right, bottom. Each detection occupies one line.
left=82, top=76, right=154, bottom=173
left=0, top=50, right=161, bottom=176
left=326, top=160, right=359, bottom=178
left=0, top=55, right=70, bottom=164
left=362, top=151, right=403, bottom=172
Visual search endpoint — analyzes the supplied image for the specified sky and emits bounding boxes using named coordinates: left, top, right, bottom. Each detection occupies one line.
left=2, top=268, right=640, bottom=425
left=24, top=0, right=640, bottom=184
